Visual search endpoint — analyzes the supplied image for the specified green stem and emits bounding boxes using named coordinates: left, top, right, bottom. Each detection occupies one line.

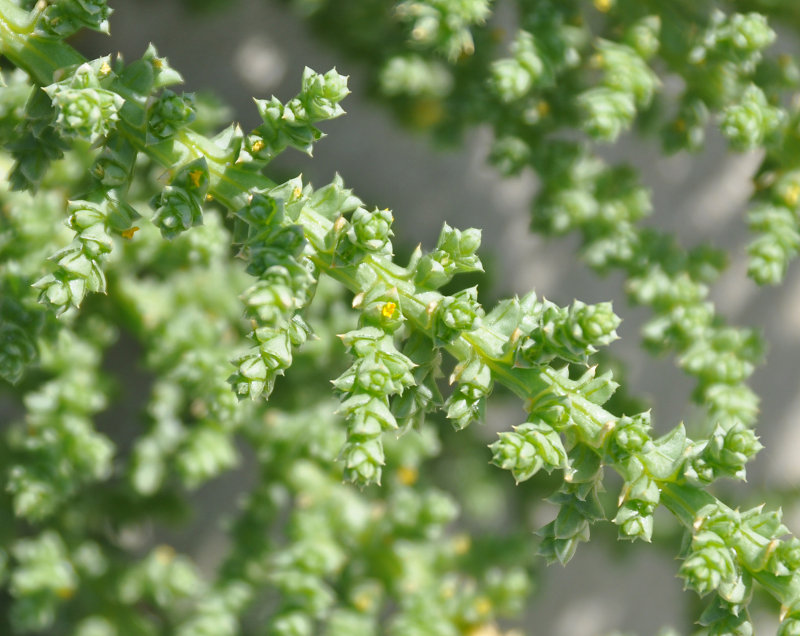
left=660, top=482, right=714, bottom=527
left=0, top=2, right=83, bottom=83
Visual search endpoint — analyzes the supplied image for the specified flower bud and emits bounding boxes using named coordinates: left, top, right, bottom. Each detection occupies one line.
left=147, top=90, right=196, bottom=143
left=445, top=383, right=486, bottom=430
left=778, top=538, right=800, bottom=572
left=721, top=85, right=783, bottom=151
left=625, top=16, right=661, bottom=60
left=151, top=186, right=204, bottom=240
left=229, top=352, right=268, bottom=400
left=358, top=286, right=405, bottom=334
left=485, top=567, right=531, bottom=615
left=39, top=0, right=112, bottom=37
left=778, top=617, right=800, bottom=636
left=270, top=611, right=313, bottom=636
left=489, top=136, right=531, bottom=176
left=596, top=40, right=659, bottom=106
left=747, top=203, right=799, bottom=285
left=726, top=12, right=775, bottom=51
left=342, top=439, right=384, bottom=485
left=614, top=500, right=654, bottom=542
left=395, top=0, right=489, bottom=59
left=151, top=159, right=209, bottom=240
left=66, top=201, right=105, bottom=232
left=704, top=423, right=762, bottom=479
left=685, top=456, right=716, bottom=485
left=572, top=300, right=622, bottom=347
left=10, top=531, right=77, bottom=630
left=300, top=67, right=350, bottom=121
left=346, top=207, right=394, bottom=253
left=242, top=272, right=296, bottom=325
left=356, top=358, right=397, bottom=395
left=680, top=531, right=737, bottom=597
left=490, top=421, right=567, bottom=483
left=612, top=412, right=651, bottom=454
left=415, top=224, right=483, bottom=289
left=699, top=608, right=753, bottom=636
left=578, top=87, right=636, bottom=142
left=34, top=269, right=98, bottom=314
left=379, top=55, right=453, bottom=98
left=518, top=298, right=620, bottom=365
left=44, top=61, right=123, bottom=144
left=490, top=59, right=533, bottom=103
left=435, top=287, right=484, bottom=343
left=0, top=323, right=38, bottom=385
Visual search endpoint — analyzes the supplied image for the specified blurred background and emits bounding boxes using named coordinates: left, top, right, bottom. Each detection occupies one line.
left=75, top=1, right=800, bottom=633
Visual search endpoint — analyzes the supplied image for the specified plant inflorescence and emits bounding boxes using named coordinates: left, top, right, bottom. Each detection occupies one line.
left=2, top=0, right=800, bottom=633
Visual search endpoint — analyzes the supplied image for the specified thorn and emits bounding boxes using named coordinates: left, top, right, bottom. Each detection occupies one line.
left=766, top=539, right=779, bottom=560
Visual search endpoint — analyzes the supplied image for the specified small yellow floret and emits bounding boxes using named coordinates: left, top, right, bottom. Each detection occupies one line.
left=188, top=170, right=204, bottom=188
left=382, top=302, right=397, bottom=319
left=785, top=183, right=800, bottom=206
left=459, top=41, right=475, bottom=58
left=99, top=61, right=112, bottom=76
left=474, top=596, right=493, bottom=616
left=154, top=544, right=175, bottom=565
left=537, top=101, right=550, bottom=117
left=410, top=98, right=445, bottom=129
left=353, top=593, right=373, bottom=612
left=251, top=139, right=265, bottom=153
left=441, top=580, right=457, bottom=599
left=594, top=0, right=612, bottom=12
left=121, top=226, right=139, bottom=240
left=56, top=586, right=75, bottom=599
left=453, top=533, right=471, bottom=555
left=467, top=624, right=503, bottom=636
left=397, top=465, right=417, bottom=485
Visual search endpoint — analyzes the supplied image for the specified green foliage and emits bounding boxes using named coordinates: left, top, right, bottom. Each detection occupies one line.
left=2, top=0, right=800, bottom=633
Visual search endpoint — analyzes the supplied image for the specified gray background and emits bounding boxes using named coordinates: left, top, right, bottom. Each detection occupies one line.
left=80, top=1, right=800, bottom=633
